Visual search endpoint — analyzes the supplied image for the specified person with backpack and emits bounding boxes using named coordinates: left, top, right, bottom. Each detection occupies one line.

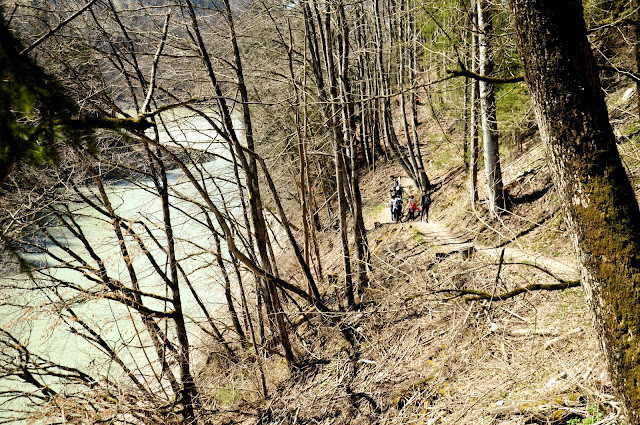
left=408, top=195, right=419, bottom=221
left=393, top=195, right=404, bottom=222
left=392, top=176, right=403, bottom=198
left=420, top=190, right=431, bottom=222
left=388, top=191, right=397, bottom=222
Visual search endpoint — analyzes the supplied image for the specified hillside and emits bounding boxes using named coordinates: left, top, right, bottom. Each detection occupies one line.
left=5, top=2, right=640, bottom=424
left=205, top=78, right=640, bottom=424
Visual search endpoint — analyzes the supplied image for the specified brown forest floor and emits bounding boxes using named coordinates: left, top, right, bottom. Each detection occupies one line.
left=210, top=137, right=623, bottom=425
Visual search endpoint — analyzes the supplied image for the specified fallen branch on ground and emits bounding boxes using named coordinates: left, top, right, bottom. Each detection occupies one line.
left=434, top=279, right=580, bottom=303
left=405, top=257, right=580, bottom=303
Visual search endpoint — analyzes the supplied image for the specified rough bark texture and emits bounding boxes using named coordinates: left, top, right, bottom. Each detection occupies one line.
left=636, top=0, right=640, bottom=117
left=509, top=1, right=640, bottom=422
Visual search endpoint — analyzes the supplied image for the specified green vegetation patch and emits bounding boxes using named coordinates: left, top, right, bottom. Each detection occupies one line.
left=566, top=405, right=605, bottom=425
left=496, top=82, right=532, bottom=150
left=214, top=388, right=237, bottom=406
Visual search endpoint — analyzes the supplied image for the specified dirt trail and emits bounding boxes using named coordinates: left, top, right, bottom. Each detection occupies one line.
left=415, top=220, right=578, bottom=281
left=373, top=206, right=579, bottom=283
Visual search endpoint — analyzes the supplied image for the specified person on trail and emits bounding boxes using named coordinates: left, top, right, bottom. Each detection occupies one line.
left=420, top=190, right=431, bottom=223
left=392, top=176, right=403, bottom=198
left=393, top=195, right=403, bottom=222
left=397, top=178, right=404, bottom=198
left=407, top=195, right=418, bottom=221
left=388, top=191, right=397, bottom=222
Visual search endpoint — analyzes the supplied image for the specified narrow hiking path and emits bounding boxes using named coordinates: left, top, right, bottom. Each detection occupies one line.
left=371, top=205, right=580, bottom=283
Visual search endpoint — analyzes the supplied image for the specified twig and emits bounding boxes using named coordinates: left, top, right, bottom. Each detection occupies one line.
left=141, top=13, right=171, bottom=114
left=20, top=0, right=100, bottom=55
left=486, top=248, right=505, bottom=311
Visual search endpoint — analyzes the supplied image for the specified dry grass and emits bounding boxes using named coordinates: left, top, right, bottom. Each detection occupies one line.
left=199, top=83, right=640, bottom=424
left=202, top=146, right=622, bottom=424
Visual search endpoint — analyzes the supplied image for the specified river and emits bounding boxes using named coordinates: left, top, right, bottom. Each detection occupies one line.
left=0, top=107, right=245, bottom=418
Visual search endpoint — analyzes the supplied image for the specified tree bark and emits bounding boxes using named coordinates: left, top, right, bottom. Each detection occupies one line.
left=477, top=0, right=504, bottom=215
left=636, top=0, right=640, bottom=117
left=469, top=0, right=480, bottom=207
left=336, top=2, right=370, bottom=293
left=509, top=1, right=640, bottom=422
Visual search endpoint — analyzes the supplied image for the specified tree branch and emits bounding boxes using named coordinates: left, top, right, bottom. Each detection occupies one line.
left=600, top=64, right=640, bottom=84
left=20, top=0, right=100, bottom=55
left=141, top=13, right=171, bottom=113
left=432, top=279, right=580, bottom=303
left=413, top=257, right=581, bottom=303
left=450, top=63, right=640, bottom=86
left=447, top=67, right=524, bottom=83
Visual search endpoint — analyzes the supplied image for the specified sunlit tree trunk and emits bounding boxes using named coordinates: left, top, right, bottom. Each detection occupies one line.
left=317, top=0, right=355, bottom=309
left=477, top=0, right=504, bottom=215
left=185, top=0, right=296, bottom=367
left=469, top=0, right=480, bottom=207
left=335, top=2, right=370, bottom=294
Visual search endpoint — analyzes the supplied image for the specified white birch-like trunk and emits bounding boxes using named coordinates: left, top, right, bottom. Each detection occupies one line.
left=477, top=0, right=504, bottom=215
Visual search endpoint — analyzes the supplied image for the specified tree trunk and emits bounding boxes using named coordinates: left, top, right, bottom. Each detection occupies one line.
left=212, top=229, right=246, bottom=344
left=477, top=0, right=504, bottom=215
left=320, top=1, right=355, bottom=310
left=469, top=0, right=479, bottom=207
left=509, top=1, right=640, bottom=422
left=336, top=2, right=370, bottom=294
left=398, top=0, right=421, bottom=187
left=636, top=0, right=640, bottom=117
left=186, top=0, right=296, bottom=367
left=463, top=75, right=470, bottom=171
left=409, top=9, right=430, bottom=191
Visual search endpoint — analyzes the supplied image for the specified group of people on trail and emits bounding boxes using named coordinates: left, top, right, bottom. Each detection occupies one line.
left=388, top=176, right=431, bottom=223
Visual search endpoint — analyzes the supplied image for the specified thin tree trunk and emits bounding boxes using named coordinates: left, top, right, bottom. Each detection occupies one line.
left=230, top=252, right=267, bottom=396
left=477, top=0, right=504, bottom=215
left=303, top=95, right=324, bottom=281
left=469, top=0, right=479, bottom=207
left=153, top=142, right=200, bottom=422
left=398, top=1, right=420, bottom=185
left=463, top=75, right=470, bottom=171
left=317, top=0, right=355, bottom=309
left=409, top=6, right=430, bottom=191
left=186, top=0, right=296, bottom=367
left=212, top=229, right=246, bottom=344
left=335, top=1, right=369, bottom=296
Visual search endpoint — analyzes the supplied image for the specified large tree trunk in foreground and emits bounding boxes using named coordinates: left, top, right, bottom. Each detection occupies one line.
left=509, top=1, right=640, bottom=422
